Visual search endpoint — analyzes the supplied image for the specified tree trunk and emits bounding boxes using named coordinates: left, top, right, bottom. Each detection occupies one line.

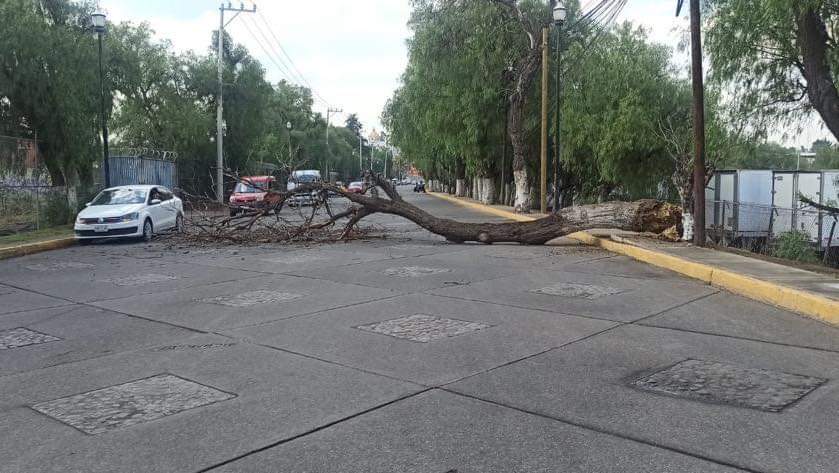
left=337, top=176, right=681, bottom=245
left=797, top=8, right=839, bottom=141
left=479, top=177, right=495, bottom=205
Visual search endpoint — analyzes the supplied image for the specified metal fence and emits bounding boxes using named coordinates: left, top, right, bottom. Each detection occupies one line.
left=107, top=149, right=177, bottom=189
left=706, top=200, right=839, bottom=266
left=0, top=183, right=72, bottom=235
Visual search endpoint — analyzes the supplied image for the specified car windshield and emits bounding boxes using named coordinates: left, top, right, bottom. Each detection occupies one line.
left=91, top=189, right=147, bottom=205
left=234, top=182, right=267, bottom=193
left=349, top=182, right=362, bottom=187
left=294, top=174, right=319, bottom=183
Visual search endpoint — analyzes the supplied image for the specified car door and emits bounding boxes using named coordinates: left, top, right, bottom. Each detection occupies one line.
left=146, top=187, right=167, bottom=230
left=158, top=187, right=178, bottom=229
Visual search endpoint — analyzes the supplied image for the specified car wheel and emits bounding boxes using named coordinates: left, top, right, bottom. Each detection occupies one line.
left=229, top=208, right=238, bottom=217
left=175, top=213, right=184, bottom=233
left=141, top=219, right=153, bottom=242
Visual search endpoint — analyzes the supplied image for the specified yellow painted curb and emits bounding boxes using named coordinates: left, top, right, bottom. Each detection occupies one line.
left=426, top=191, right=839, bottom=325
left=568, top=232, right=839, bottom=327
left=427, top=192, right=538, bottom=222
left=0, top=238, right=76, bottom=260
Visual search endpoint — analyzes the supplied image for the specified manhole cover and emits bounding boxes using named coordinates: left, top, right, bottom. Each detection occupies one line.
left=356, top=314, right=491, bottom=342
left=383, top=267, right=452, bottom=278
left=154, top=343, right=236, bottom=352
left=25, top=261, right=95, bottom=272
left=530, top=282, right=623, bottom=299
left=0, top=328, right=61, bottom=350
left=102, top=274, right=177, bottom=286
left=633, top=359, right=826, bottom=412
left=198, top=290, right=303, bottom=307
left=31, top=374, right=235, bottom=434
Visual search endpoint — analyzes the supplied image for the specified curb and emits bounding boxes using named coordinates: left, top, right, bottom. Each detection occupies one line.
left=427, top=192, right=539, bottom=222
left=427, top=191, right=839, bottom=326
left=0, top=238, right=77, bottom=260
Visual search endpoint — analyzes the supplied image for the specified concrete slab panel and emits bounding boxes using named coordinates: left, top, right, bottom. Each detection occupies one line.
left=430, top=269, right=717, bottom=322
left=0, top=257, right=262, bottom=303
left=32, top=374, right=235, bottom=435
left=230, top=294, right=617, bottom=385
left=94, top=274, right=397, bottom=331
left=643, top=292, right=839, bottom=352
left=0, top=284, right=70, bottom=316
left=213, top=390, right=742, bottom=473
left=560, top=255, right=685, bottom=279
left=449, top=324, right=839, bottom=473
left=286, top=254, right=518, bottom=293
left=0, top=305, right=197, bottom=376
left=0, top=335, right=419, bottom=473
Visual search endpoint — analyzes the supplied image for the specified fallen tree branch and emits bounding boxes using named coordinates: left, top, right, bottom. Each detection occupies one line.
left=176, top=172, right=681, bottom=246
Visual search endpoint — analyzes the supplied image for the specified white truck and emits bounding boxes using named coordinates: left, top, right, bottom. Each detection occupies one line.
left=287, top=170, right=324, bottom=206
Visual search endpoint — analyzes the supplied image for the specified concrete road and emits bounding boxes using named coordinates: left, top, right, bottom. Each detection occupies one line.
left=1, top=189, right=839, bottom=472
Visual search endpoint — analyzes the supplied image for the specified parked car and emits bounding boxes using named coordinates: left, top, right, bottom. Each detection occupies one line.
left=74, top=185, right=183, bottom=243
left=346, top=181, right=364, bottom=194
left=229, top=176, right=277, bottom=216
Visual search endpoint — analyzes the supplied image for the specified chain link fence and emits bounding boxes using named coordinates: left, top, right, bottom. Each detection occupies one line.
left=706, top=200, right=839, bottom=267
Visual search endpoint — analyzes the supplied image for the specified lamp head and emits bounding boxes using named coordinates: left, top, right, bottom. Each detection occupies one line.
left=91, top=12, right=106, bottom=33
left=553, top=1, right=567, bottom=25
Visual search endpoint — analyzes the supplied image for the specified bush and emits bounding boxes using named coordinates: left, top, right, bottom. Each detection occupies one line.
left=772, top=230, right=819, bottom=263
left=39, top=192, right=73, bottom=227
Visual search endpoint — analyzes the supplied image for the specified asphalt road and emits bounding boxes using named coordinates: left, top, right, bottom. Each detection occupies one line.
left=1, top=189, right=839, bottom=472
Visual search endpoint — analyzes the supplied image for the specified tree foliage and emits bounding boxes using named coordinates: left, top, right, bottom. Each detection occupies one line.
left=707, top=0, right=839, bottom=141
left=0, top=0, right=363, bottom=195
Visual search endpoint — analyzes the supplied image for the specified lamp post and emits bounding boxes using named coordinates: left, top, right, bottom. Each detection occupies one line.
left=552, top=1, right=566, bottom=213
left=286, top=121, right=293, bottom=160
left=91, top=12, right=110, bottom=188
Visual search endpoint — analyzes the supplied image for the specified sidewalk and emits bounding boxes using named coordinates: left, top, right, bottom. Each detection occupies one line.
left=428, top=192, right=839, bottom=326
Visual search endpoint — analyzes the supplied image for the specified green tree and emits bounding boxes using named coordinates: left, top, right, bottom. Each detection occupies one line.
left=707, top=0, right=839, bottom=141
left=0, top=0, right=100, bottom=185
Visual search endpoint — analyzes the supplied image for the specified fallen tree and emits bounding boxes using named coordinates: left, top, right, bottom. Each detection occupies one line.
left=177, top=173, right=682, bottom=245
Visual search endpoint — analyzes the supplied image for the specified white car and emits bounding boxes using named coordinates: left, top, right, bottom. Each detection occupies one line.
left=74, top=185, right=183, bottom=243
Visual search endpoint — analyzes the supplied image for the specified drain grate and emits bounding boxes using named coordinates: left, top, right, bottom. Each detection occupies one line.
left=31, top=374, right=235, bottom=434
left=357, top=314, right=491, bottom=342
left=0, top=328, right=61, bottom=350
left=198, top=290, right=303, bottom=307
left=383, top=266, right=452, bottom=278
left=25, top=261, right=94, bottom=272
left=102, top=274, right=177, bottom=286
left=634, top=359, right=826, bottom=412
left=530, top=282, right=623, bottom=299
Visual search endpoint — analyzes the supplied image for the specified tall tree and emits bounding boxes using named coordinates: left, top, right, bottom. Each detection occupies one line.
left=707, top=0, right=839, bottom=140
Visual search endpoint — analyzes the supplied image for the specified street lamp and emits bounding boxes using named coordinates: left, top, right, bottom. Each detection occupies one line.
left=286, top=121, right=293, bottom=159
left=552, top=1, right=566, bottom=213
left=92, top=12, right=110, bottom=188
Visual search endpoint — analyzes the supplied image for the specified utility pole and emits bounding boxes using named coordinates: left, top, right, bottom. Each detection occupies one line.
left=677, top=0, right=706, bottom=245
left=326, top=107, right=342, bottom=182
left=358, top=133, right=363, bottom=176
left=540, top=27, right=549, bottom=214
left=217, top=2, right=256, bottom=203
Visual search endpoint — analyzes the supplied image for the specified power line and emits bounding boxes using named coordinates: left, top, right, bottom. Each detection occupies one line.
left=238, top=16, right=297, bottom=83
left=250, top=6, right=331, bottom=107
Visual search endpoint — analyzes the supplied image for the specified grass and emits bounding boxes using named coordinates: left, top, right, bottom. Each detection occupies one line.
left=0, top=225, right=74, bottom=248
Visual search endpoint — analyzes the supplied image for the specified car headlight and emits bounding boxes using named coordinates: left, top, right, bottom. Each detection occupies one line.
left=75, top=216, right=85, bottom=224
left=120, top=212, right=140, bottom=222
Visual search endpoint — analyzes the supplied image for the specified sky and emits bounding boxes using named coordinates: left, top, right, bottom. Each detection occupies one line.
left=100, top=0, right=831, bottom=147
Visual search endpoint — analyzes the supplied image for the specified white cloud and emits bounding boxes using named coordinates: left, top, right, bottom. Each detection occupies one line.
left=102, top=0, right=832, bottom=147
left=101, top=0, right=412, bottom=133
